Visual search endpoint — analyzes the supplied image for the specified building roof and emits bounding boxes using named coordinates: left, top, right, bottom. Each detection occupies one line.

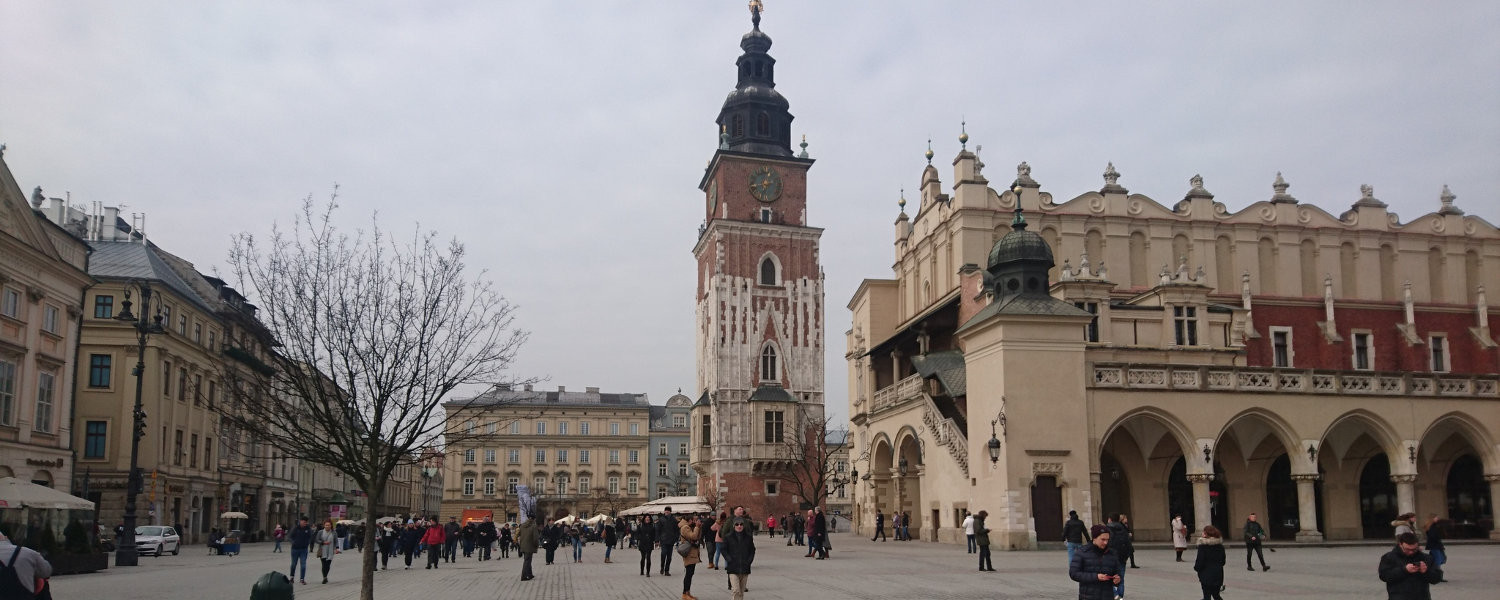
left=956, top=294, right=1094, bottom=334
left=909, top=350, right=968, bottom=397
left=446, top=386, right=650, bottom=409
left=748, top=384, right=797, bottom=403
left=89, top=241, right=219, bottom=314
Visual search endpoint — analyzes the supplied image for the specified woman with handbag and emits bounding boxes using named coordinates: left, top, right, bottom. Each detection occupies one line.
left=314, top=520, right=340, bottom=584
left=636, top=515, right=658, bottom=577
left=678, top=516, right=702, bottom=600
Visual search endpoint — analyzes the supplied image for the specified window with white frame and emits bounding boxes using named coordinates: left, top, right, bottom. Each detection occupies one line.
left=483, top=476, right=496, bottom=495
left=534, top=476, right=546, bottom=493
left=1352, top=331, right=1374, bottom=370
left=578, top=477, right=589, bottom=494
left=33, top=371, right=55, bottom=433
left=1075, top=301, right=1099, bottom=342
left=679, top=442, right=688, bottom=456
left=557, top=474, right=569, bottom=492
left=1430, top=334, right=1450, bottom=372
left=579, top=449, right=590, bottom=464
left=764, top=410, right=784, bottom=443
left=659, top=443, right=668, bottom=456
left=464, top=448, right=476, bottom=463
left=484, top=449, right=497, bottom=463
left=0, top=288, right=19, bottom=319
left=462, top=476, right=475, bottom=496
left=510, top=421, right=521, bottom=434
left=507, top=476, right=519, bottom=494
left=608, top=476, right=620, bottom=494
left=610, top=422, right=620, bottom=436
left=42, top=305, right=59, bottom=334
left=629, top=423, right=639, bottom=436
left=1270, top=327, right=1293, bottom=368
left=537, top=421, right=546, bottom=435
left=609, top=450, right=620, bottom=464
left=672, top=415, right=686, bottom=428
left=658, top=462, right=668, bottom=476
left=465, top=420, right=476, bottom=434
left=535, top=449, right=547, bottom=463
left=508, top=448, right=521, bottom=464
left=628, top=449, right=639, bottom=463
left=1173, top=305, right=1198, bottom=346
left=657, top=485, right=668, bottom=499
left=678, top=461, right=688, bottom=476
left=627, top=476, right=639, bottom=495
left=558, top=421, right=568, bottom=435
left=557, top=449, right=568, bottom=463
left=580, top=421, right=590, bottom=436
left=487, top=422, right=498, bottom=434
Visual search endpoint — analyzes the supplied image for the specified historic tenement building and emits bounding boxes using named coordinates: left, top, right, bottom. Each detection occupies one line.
left=0, top=156, right=92, bottom=490
left=442, top=385, right=652, bottom=522
left=848, top=143, right=1499, bottom=549
left=649, top=391, right=695, bottom=499
left=688, top=8, right=827, bottom=519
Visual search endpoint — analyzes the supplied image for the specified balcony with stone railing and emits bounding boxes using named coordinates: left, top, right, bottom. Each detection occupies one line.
left=1090, top=363, right=1499, bottom=397
left=872, top=374, right=924, bottom=414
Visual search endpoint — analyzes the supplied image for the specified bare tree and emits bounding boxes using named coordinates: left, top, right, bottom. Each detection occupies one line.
left=586, top=486, right=630, bottom=517
left=777, top=413, right=850, bottom=510
left=218, top=196, right=529, bottom=600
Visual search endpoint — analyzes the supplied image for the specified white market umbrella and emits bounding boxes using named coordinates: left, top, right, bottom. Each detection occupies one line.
left=582, top=514, right=610, bottom=526
left=618, top=495, right=710, bottom=517
left=376, top=517, right=402, bottom=524
left=0, top=478, right=95, bottom=510
left=552, top=515, right=577, bottom=525
left=220, top=511, right=250, bottom=520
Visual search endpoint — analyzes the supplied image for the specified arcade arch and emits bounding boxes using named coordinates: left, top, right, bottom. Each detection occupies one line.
left=1098, top=409, right=1193, bottom=541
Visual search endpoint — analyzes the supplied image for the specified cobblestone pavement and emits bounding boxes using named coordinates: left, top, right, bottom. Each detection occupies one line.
left=52, top=533, right=1497, bottom=599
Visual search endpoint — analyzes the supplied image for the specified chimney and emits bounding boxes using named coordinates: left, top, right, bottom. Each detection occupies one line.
left=523, top=384, right=533, bottom=392
left=586, top=387, right=600, bottom=394
left=557, top=386, right=566, bottom=393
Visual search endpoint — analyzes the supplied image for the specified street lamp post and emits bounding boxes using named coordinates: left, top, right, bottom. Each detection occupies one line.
left=114, top=283, right=164, bottom=567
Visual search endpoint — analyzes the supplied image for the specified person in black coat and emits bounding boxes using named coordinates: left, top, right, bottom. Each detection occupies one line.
left=635, top=515, right=658, bottom=576
left=656, top=509, right=680, bottom=575
left=542, top=523, right=562, bottom=565
left=376, top=524, right=396, bottom=570
left=1104, top=514, right=1131, bottom=598
left=811, top=508, right=828, bottom=559
left=721, top=518, right=756, bottom=600
left=398, top=523, right=422, bottom=569
left=1069, top=524, right=1122, bottom=600
left=1062, top=510, right=1088, bottom=566
left=475, top=517, right=498, bottom=561
left=1193, top=526, right=1226, bottom=600
left=1379, top=532, right=1442, bottom=600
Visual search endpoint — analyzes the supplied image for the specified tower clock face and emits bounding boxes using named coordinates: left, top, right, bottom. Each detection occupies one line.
left=708, top=179, right=719, bottom=214
left=748, top=166, right=782, bottom=203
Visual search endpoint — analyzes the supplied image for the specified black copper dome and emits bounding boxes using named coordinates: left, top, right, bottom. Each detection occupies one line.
left=987, top=209, right=1053, bottom=270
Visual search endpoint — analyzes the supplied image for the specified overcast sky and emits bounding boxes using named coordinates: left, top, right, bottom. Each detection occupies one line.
left=4, top=2, right=1497, bottom=426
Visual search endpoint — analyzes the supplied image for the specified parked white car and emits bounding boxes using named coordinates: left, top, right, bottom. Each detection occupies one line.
left=135, top=525, right=181, bottom=556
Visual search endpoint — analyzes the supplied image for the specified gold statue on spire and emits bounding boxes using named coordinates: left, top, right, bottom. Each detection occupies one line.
left=749, top=0, right=764, bottom=28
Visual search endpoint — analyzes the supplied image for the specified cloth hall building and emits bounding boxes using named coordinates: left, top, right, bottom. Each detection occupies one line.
left=846, top=147, right=1500, bottom=549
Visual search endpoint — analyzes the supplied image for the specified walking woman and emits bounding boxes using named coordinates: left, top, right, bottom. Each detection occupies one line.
left=314, top=520, right=340, bottom=584
left=399, top=522, right=421, bottom=569
left=679, top=515, right=702, bottom=600
left=570, top=524, right=584, bottom=563
left=1193, top=525, right=1226, bottom=600
left=1172, top=514, right=1189, bottom=562
left=706, top=513, right=724, bottom=569
left=721, top=517, right=756, bottom=600
left=603, top=521, right=617, bottom=563
left=636, top=515, right=658, bottom=577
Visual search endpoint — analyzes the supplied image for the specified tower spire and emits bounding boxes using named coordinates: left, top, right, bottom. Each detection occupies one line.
left=716, top=1, right=796, bottom=157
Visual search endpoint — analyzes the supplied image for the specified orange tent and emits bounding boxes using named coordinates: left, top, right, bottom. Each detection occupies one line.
left=460, top=509, right=493, bottom=524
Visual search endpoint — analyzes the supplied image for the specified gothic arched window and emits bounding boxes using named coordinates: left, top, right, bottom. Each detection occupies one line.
left=759, top=255, right=778, bottom=286
left=760, top=345, right=778, bottom=382
left=756, top=112, right=770, bottom=136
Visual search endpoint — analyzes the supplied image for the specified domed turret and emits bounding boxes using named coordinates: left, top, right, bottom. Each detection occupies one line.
left=987, top=208, right=1054, bottom=299
left=715, top=7, right=795, bottom=157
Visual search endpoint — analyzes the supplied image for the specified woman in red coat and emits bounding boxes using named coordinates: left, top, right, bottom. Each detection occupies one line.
left=421, top=519, right=447, bottom=570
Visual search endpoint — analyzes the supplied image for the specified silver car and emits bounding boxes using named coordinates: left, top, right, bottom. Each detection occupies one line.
left=134, top=525, right=181, bottom=556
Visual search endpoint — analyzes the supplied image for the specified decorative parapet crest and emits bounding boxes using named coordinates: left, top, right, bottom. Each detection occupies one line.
left=1090, top=363, right=1498, bottom=398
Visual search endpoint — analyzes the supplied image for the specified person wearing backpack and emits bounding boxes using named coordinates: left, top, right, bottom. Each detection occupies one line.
left=0, top=529, right=51, bottom=600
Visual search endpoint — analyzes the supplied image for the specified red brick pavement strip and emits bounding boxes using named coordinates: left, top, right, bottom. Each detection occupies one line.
left=51, top=534, right=1498, bottom=599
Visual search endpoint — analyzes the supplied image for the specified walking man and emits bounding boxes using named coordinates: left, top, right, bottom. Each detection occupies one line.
left=657, top=507, right=679, bottom=576
left=722, top=517, right=756, bottom=600
left=872, top=509, right=887, bottom=541
left=476, top=516, right=497, bottom=561
left=1062, top=510, right=1087, bottom=566
left=517, top=515, right=539, bottom=581
left=1243, top=512, right=1269, bottom=572
left=288, top=517, right=314, bottom=584
left=443, top=516, right=460, bottom=563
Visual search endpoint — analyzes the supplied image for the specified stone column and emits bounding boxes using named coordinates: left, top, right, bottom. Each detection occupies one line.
left=1487, top=474, right=1500, bottom=541
left=1292, top=474, right=1323, bottom=542
left=1390, top=474, right=1417, bottom=518
left=1088, top=471, right=1103, bottom=525
left=1187, top=474, right=1214, bottom=541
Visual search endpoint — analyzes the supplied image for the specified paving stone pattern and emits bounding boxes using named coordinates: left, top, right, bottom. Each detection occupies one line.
left=51, top=533, right=1497, bottom=599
